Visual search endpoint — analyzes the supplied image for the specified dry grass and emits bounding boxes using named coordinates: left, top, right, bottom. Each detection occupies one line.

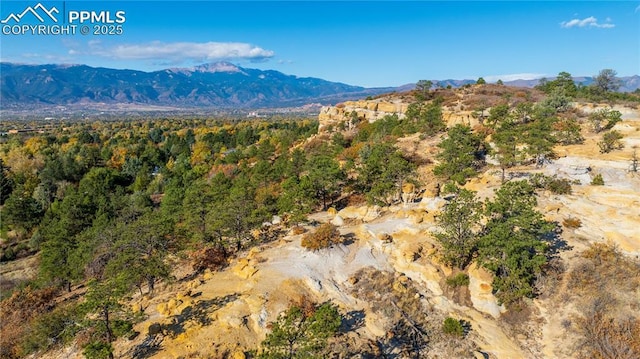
left=556, top=243, right=640, bottom=358
left=348, top=268, right=479, bottom=358
left=562, top=217, right=582, bottom=229
left=573, top=298, right=640, bottom=359
left=190, top=245, right=229, bottom=273
left=567, top=243, right=640, bottom=295
left=300, top=223, right=343, bottom=250
left=0, top=286, right=59, bottom=358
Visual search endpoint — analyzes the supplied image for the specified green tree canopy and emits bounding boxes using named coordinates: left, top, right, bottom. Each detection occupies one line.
left=477, top=181, right=555, bottom=306
left=433, top=125, right=486, bottom=184
left=592, top=69, right=620, bottom=94
left=435, top=188, right=482, bottom=269
left=260, top=301, right=342, bottom=359
left=357, top=142, right=416, bottom=205
left=305, top=153, right=344, bottom=210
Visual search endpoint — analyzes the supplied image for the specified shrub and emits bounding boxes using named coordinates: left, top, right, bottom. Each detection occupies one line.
left=529, top=174, right=572, bottom=194
left=442, top=317, right=464, bottom=337
left=19, top=304, right=84, bottom=355
left=82, top=341, right=113, bottom=359
left=562, top=217, right=582, bottom=229
left=598, top=130, right=624, bottom=153
left=574, top=301, right=640, bottom=359
left=588, top=108, right=622, bottom=133
left=301, top=223, right=343, bottom=250
left=446, top=273, right=470, bottom=287
left=0, top=285, right=62, bottom=357
left=546, top=177, right=572, bottom=194
left=111, top=319, right=134, bottom=338
left=591, top=174, right=605, bottom=185
left=292, top=226, right=306, bottom=235
left=190, top=245, right=228, bottom=272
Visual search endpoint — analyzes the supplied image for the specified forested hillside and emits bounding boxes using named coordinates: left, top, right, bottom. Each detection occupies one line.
left=1, top=71, right=639, bottom=359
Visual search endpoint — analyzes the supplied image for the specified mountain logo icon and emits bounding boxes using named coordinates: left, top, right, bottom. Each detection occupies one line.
left=1, top=3, right=59, bottom=24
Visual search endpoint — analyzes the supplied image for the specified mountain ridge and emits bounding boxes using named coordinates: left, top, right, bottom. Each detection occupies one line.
left=0, top=62, right=396, bottom=110
left=1, top=62, right=638, bottom=111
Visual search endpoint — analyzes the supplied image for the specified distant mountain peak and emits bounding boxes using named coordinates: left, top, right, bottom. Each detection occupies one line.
left=168, top=62, right=247, bottom=76
left=194, top=62, right=243, bottom=73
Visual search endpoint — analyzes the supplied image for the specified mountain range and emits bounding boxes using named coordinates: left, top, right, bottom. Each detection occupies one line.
left=0, top=62, right=395, bottom=110
left=1, top=62, right=638, bottom=110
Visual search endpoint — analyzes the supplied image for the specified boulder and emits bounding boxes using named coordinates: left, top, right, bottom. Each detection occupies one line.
left=331, top=215, right=344, bottom=226
left=148, top=323, right=163, bottom=336
left=338, top=206, right=368, bottom=219
left=468, top=263, right=505, bottom=318
left=232, top=259, right=258, bottom=279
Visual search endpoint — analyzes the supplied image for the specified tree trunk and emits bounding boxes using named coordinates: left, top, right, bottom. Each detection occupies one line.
left=103, top=305, right=113, bottom=343
left=288, top=339, right=295, bottom=359
left=147, top=276, right=155, bottom=296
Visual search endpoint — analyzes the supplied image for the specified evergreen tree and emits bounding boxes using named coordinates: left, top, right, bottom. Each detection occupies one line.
left=357, top=142, right=415, bottom=205
left=105, top=212, right=174, bottom=296
left=0, top=158, right=13, bottom=205
left=305, top=154, right=344, bottom=210
left=477, top=181, right=555, bottom=306
left=1, top=184, right=43, bottom=232
left=598, top=130, right=624, bottom=153
left=552, top=117, right=583, bottom=145
left=260, top=301, right=342, bottom=359
left=404, top=102, right=445, bottom=135
left=493, top=120, right=523, bottom=182
left=433, top=125, right=486, bottom=184
left=277, top=176, right=315, bottom=224
left=435, top=188, right=482, bottom=269
left=523, top=115, right=556, bottom=167
left=588, top=108, right=622, bottom=133
left=82, top=274, right=132, bottom=359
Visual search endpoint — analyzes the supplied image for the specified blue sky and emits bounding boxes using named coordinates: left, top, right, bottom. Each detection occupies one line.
left=1, top=1, right=638, bottom=87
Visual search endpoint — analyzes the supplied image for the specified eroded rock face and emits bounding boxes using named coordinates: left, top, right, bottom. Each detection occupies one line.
left=338, top=205, right=380, bottom=222
left=467, top=262, right=505, bottom=318
left=318, top=99, right=409, bottom=131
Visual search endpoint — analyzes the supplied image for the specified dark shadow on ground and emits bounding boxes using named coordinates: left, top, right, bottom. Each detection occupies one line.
left=164, top=293, right=239, bottom=338
left=130, top=293, right=239, bottom=358
left=341, top=309, right=365, bottom=332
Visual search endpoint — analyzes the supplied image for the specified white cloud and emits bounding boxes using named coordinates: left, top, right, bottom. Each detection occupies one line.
left=484, top=73, right=547, bottom=82
left=91, top=41, right=275, bottom=62
left=560, top=16, right=615, bottom=29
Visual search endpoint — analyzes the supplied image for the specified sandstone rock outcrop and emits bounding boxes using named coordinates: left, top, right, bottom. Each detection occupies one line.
left=467, top=263, right=505, bottom=318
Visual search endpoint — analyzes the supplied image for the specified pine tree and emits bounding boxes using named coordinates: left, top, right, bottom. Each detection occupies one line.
left=523, top=115, right=556, bottom=167
left=435, top=188, right=482, bottom=269
left=434, top=125, right=486, bottom=184
left=477, top=181, right=555, bottom=306
left=357, top=142, right=415, bottom=205
left=260, top=301, right=341, bottom=359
